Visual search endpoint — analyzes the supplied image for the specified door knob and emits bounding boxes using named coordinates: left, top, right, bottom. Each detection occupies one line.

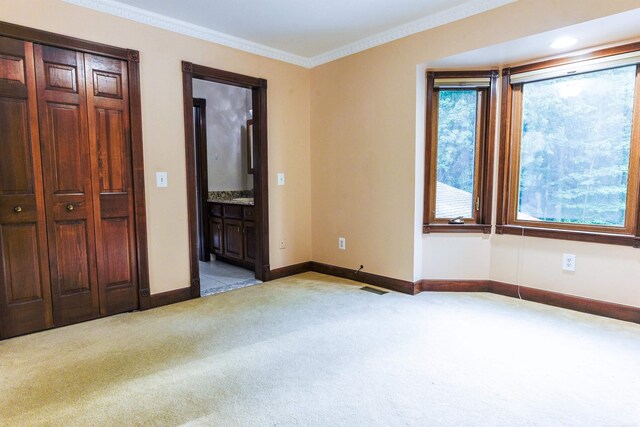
left=66, top=204, right=74, bottom=211
left=14, top=206, right=22, bottom=213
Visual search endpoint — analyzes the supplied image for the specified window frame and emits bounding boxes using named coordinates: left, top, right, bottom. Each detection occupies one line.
left=497, top=42, right=640, bottom=247
left=423, top=70, right=498, bottom=234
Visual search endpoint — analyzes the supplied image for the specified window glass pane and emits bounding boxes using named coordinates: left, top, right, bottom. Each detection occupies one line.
left=435, top=90, right=477, bottom=219
left=518, top=66, right=636, bottom=226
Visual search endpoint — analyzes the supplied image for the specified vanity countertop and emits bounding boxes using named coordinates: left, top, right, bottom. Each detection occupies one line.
left=207, top=198, right=254, bottom=206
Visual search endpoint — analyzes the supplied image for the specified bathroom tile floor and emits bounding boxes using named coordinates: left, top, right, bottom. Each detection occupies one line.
left=199, top=257, right=262, bottom=296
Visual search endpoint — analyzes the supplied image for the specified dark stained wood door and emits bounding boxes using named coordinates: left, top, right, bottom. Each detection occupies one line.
left=34, top=44, right=100, bottom=325
left=0, top=25, right=147, bottom=339
left=84, top=53, right=138, bottom=316
left=193, top=98, right=209, bottom=262
left=0, top=36, right=53, bottom=338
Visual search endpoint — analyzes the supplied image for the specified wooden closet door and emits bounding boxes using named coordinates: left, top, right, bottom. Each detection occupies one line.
left=84, top=54, right=138, bottom=315
left=0, top=37, right=53, bottom=338
left=34, top=44, right=100, bottom=325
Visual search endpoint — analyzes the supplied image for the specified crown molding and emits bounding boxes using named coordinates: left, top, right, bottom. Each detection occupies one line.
left=63, top=0, right=516, bottom=69
left=307, top=0, right=517, bottom=67
left=62, top=0, right=313, bottom=67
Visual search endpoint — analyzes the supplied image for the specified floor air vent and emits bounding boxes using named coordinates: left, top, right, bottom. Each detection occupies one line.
left=360, top=286, right=388, bottom=295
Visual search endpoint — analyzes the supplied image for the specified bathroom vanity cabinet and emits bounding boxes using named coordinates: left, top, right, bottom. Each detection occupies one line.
left=208, top=202, right=256, bottom=268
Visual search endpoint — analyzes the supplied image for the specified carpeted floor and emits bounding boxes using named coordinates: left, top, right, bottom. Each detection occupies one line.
left=1, top=272, right=639, bottom=426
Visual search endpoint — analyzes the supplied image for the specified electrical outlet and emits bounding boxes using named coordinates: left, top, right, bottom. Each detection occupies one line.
left=562, top=253, right=576, bottom=272
left=279, top=241, right=285, bottom=249
left=277, top=173, right=285, bottom=186
left=338, top=237, right=346, bottom=250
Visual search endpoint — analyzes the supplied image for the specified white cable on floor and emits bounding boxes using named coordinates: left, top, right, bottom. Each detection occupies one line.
left=516, top=226, right=525, bottom=300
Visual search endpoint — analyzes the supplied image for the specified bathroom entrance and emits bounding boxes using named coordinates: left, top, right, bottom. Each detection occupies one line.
left=182, top=62, right=270, bottom=298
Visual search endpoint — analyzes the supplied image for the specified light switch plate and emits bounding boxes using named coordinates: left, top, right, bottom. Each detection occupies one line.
left=277, top=173, right=285, bottom=186
left=156, top=172, right=168, bottom=188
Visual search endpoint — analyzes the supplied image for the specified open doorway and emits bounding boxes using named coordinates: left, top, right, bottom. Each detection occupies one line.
left=182, top=62, right=270, bottom=298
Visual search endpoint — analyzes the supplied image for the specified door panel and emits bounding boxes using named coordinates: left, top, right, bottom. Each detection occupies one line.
left=223, top=218, right=243, bottom=260
left=55, top=221, right=91, bottom=294
left=0, top=37, right=53, bottom=338
left=85, top=53, right=138, bottom=315
left=92, top=70, right=122, bottom=98
left=2, top=223, right=43, bottom=302
left=0, top=54, right=25, bottom=83
left=244, top=221, right=256, bottom=264
left=45, top=63, right=77, bottom=92
left=47, top=103, right=84, bottom=193
left=0, top=98, right=33, bottom=192
left=211, top=217, right=222, bottom=255
left=101, top=218, right=131, bottom=286
left=95, top=108, right=126, bottom=191
left=0, top=222, right=50, bottom=336
left=34, top=44, right=100, bottom=325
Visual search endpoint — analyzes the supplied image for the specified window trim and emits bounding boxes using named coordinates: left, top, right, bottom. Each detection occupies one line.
left=496, top=42, right=640, bottom=247
left=423, top=70, right=498, bottom=234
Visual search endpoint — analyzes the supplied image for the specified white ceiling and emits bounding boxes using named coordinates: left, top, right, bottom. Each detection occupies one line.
left=427, top=8, right=640, bottom=70
left=63, top=0, right=516, bottom=67
left=112, top=0, right=482, bottom=57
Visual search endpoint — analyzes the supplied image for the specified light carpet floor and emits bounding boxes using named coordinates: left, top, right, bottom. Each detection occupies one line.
left=1, top=272, right=639, bottom=426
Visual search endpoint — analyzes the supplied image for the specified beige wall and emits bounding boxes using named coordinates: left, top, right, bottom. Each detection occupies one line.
left=310, top=0, right=640, bottom=307
left=491, top=236, right=640, bottom=307
left=422, top=235, right=492, bottom=280
left=310, top=45, right=416, bottom=280
left=1, top=0, right=312, bottom=294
